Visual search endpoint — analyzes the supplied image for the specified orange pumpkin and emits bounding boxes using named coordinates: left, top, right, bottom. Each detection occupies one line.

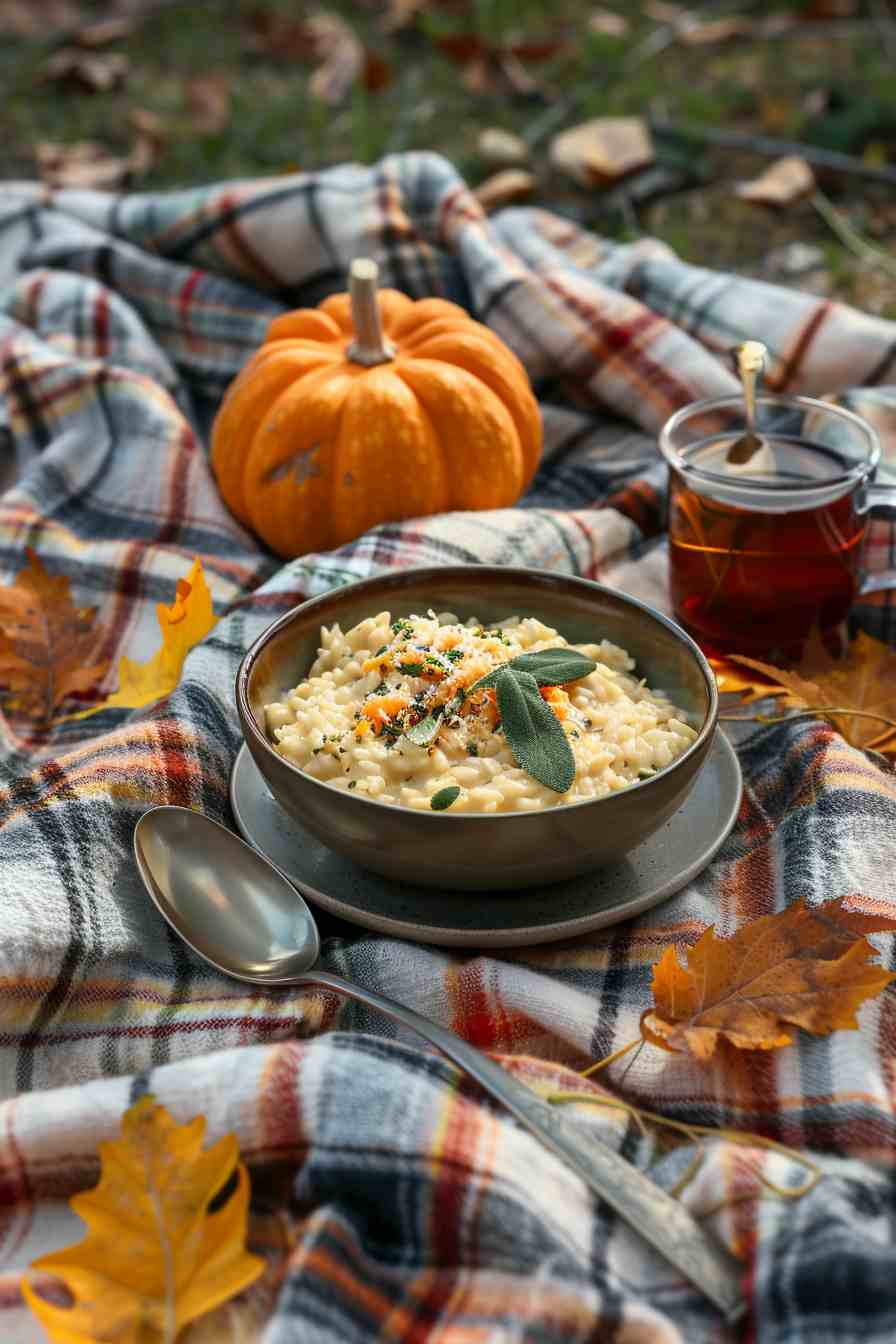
left=211, top=259, right=542, bottom=558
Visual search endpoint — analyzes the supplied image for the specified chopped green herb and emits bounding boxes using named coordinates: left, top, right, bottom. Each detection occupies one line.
left=312, top=747, right=323, bottom=755
left=391, top=618, right=412, bottom=636
left=431, top=785, right=461, bottom=810
left=468, top=743, right=478, bottom=757
left=445, top=648, right=463, bottom=663
left=400, top=662, right=426, bottom=676
left=347, top=780, right=357, bottom=789
left=375, top=644, right=388, bottom=656
left=405, top=713, right=442, bottom=746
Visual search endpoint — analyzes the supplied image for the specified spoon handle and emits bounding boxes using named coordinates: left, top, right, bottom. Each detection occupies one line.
left=308, top=969, right=744, bottom=1322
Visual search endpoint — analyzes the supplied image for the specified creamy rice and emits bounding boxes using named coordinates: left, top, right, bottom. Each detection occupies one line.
left=265, top=611, right=698, bottom=813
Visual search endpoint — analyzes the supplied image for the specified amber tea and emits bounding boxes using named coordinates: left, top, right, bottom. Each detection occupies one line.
left=668, top=434, right=866, bottom=659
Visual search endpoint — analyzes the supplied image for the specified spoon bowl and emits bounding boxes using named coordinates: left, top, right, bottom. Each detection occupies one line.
left=131, top=804, right=742, bottom=1321
left=135, top=805, right=320, bottom=982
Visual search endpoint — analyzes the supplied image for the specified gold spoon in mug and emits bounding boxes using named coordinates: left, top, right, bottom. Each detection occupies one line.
left=727, top=340, right=769, bottom=465
left=133, top=805, right=744, bottom=1322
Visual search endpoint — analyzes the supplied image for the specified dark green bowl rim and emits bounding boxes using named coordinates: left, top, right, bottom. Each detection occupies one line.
left=235, top=565, right=719, bottom=823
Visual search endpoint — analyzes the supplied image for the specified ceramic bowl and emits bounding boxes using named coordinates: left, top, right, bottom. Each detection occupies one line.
left=236, top=566, right=718, bottom=891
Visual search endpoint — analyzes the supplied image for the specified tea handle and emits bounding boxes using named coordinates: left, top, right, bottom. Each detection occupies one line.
left=860, top=482, right=896, bottom=595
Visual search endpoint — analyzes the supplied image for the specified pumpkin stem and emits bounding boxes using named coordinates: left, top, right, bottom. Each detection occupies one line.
left=346, top=259, right=396, bottom=367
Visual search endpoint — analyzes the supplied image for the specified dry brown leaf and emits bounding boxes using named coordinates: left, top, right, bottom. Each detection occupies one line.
left=244, top=8, right=387, bottom=103
left=36, top=104, right=166, bottom=190
left=678, top=16, right=751, bottom=45
left=23, top=1096, right=264, bottom=1343
left=35, top=140, right=129, bottom=190
left=729, top=629, right=896, bottom=755
left=305, top=12, right=364, bottom=103
left=0, top=549, right=110, bottom=723
left=434, top=29, right=563, bottom=97
left=40, top=49, right=130, bottom=93
left=736, top=156, right=816, bottom=207
left=551, top=116, right=654, bottom=186
left=643, top=0, right=686, bottom=21
left=187, top=73, right=231, bottom=135
left=478, top=127, right=529, bottom=168
left=0, top=0, right=78, bottom=37
left=588, top=9, right=629, bottom=38
left=644, top=896, right=896, bottom=1060
left=474, top=169, right=535, bottom=212
left=378, top=0, right=425, bottom=33
left=74, top=16, right=135, bottom=47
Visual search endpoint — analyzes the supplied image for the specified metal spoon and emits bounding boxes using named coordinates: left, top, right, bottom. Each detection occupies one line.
left=133, top=805, right=744, bottom=1322
left=726, top=340, right=768, bottom=466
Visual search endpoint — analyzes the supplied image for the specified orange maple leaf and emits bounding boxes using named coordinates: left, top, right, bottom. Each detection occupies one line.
left=0, top=549, right=110, bottom=723
left=728, top=629, right=896, bottom=755
left=642, top=896, right=896, bottom=1060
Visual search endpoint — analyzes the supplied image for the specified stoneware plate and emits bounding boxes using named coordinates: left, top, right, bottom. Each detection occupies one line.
left=229, top=733, right=742, bottom=948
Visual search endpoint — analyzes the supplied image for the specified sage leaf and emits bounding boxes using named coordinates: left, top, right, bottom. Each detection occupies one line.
left=430, top=785, right=461, bottom=811
left=494, top=668, right=576, bottom=793
left=405, top=714, right=441, bottom=746
left=471, top=647, right=596, bottom=692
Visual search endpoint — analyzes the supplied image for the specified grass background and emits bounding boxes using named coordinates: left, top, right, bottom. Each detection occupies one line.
left=3, top=0, right=896, bottom=312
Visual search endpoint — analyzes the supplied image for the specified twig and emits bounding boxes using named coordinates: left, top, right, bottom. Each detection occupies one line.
left=810, top=189, right=896, bottom=282
left=720, top=707, right=896, bottom=735
left=650, top=120, right=896, bottom=189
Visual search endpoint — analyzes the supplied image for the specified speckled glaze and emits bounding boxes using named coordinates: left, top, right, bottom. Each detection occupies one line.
left=235, top=567, right=719, bottom=890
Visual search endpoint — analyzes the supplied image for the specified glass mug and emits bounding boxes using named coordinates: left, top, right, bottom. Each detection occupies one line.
left=660, top=395, right=896, bottom=659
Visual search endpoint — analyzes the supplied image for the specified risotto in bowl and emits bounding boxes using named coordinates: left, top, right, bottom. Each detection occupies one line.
left=237, top=567, right=718, bottom=890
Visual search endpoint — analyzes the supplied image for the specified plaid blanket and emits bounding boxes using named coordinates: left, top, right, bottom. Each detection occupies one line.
left=1, top=152, right=895, bottom=1343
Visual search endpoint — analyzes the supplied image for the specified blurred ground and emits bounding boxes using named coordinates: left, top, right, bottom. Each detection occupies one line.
left=3, top=0, right=896, bottom=313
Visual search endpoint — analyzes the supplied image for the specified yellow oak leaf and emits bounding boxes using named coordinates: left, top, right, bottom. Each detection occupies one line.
left=0, top=548, right=110, bottom=722
left=727, top=629, right=896, bottom=755
left=74, top=557, right=217, bottom=717
left=22, top=1095, right=264, bottom=1344
left=642, top=896, right=896, bottom=1060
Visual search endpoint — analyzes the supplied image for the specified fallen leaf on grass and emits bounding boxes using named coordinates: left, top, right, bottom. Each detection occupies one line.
left=729, top=629, right=896, bottom=755
left=478, top=127, right=530, bottom=167
left=35, top=109, right=166, bottom=190
left=0, top=550, right=110, bottom=723
left=244, top=7, right=387, bottom=103
left=588, top=9, right=629, bottom=38
left=551, top=116, right=654, bottom=186
left=23, top=1096, right=264, bottom=1344
left=642, top=896, right=896, bottom=1060
left=434, top=29, right=563, bottom=98
left=40, top=49, right=130, bottom=93
left=74, top=16, right=135, bottom=47
left=187, top=73, right=231, bottom=135
left=736, top=156, right=816, bottom=207
left=74, top=556, right=218, bottom=718
left=678, top=16, right=752, bottom=45
left=0, top=0, right=78, bottom=37
left=378, top=0, right=425, bottom=33
left=474, top=169, right=535, bottom=212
